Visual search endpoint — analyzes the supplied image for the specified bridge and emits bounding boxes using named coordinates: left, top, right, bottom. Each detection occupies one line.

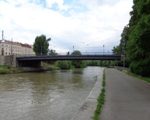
left=16, top=54, right=121, bottom=67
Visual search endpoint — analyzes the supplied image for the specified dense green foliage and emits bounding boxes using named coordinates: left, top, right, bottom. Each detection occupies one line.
left=115, top=0, right=150, bottom=76
left=112, top=46, right=121, bottom=55
left=0, top=65, right=10, bottom=74
left=56, top=61, right=72, bottom=69
left=33, top=35, right=51, bottom=55
left=112, top=26, right=129, bottom=55
left=0, top=65, right=21, bottom=74
left=127, top=71, right=150, bottom=83
left=85, top=60, right=116, bottom=67
left=55, top=60, right=116, bottom=70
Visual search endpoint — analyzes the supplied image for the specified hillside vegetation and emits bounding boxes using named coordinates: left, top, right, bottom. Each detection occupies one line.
left=114, top=0, right=150, bottom=76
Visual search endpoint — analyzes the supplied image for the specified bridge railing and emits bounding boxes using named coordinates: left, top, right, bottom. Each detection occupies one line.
left=55, top=52, right=114, bottom=55
left=81, top=52, right=114, bottom=55
left=16, top=52, right=119, bottom=57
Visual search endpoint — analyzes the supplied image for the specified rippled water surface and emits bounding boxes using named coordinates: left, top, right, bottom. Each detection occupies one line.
left=0, top=67, right=103, bottom=120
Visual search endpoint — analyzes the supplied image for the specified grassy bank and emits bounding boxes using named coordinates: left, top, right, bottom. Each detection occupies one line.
left=93, top=69, right=106, bottom=120
left=115, top=67, right=150, bottom=83
left=126, top=71, right=150, bottom=83
left=0, top=65, right=21, bottom=74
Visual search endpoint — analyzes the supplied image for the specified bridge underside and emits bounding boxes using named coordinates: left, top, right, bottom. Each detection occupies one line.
left=17, top=60, right=41, bottom=68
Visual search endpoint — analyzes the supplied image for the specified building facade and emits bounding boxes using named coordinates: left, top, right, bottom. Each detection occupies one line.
left=0, top=40, right=35, bottom=56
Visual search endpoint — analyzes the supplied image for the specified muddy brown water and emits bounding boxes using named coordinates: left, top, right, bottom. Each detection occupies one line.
left=0, top=67, right=103, bottom=120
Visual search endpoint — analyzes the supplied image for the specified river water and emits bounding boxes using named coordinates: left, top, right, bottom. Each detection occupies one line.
left=0, top=67, right=103, bottom=120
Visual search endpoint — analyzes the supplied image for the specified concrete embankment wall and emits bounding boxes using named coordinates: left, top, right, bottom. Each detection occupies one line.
left=0, top=55, right=5, bottom=65
left=71, top=68, right=104, bottom=120
left=0, top=55, right=17, bottom=67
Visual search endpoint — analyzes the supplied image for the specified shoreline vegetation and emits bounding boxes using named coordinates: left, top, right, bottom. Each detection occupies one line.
left=115, top=67, right=150, bottom=83
left=93, top=69, right=106, bottom=120
left=41, top=60, right=117, bottom=71
left=126, top=71, right=150, bottom=83
left=0, top=65, right=22, bottom=74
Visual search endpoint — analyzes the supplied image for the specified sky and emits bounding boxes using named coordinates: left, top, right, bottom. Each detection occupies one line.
left=0, top=0, right=133, bottom=54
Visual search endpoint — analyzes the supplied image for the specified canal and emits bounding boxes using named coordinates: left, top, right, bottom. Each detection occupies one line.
left=0, top=67, right=103, bottom=120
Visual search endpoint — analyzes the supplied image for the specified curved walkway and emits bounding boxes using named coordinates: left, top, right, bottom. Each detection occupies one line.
left=101, top=69, right=150, bottom=120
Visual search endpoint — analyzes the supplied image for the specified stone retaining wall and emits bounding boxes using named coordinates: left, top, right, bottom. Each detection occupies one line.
left=0, top=55, right=17, bottom=67
left=0, top=55, right=5, bottom=65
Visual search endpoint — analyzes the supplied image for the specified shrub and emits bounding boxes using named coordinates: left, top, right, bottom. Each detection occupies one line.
left=0, top=67, right=10, bottom=74
left=130, top=58, right=150, bottom=77
left=56, top=61, right=72, bottom=70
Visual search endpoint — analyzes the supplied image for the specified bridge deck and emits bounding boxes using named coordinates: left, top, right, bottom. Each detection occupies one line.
left=16, top=55, right=121, bottom=61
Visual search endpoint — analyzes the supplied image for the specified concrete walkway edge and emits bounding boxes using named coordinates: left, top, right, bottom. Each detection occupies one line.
left=71, top=68, right=104, bottom=120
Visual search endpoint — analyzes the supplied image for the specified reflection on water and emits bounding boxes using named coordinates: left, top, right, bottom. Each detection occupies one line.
left=0, top=67, right=103, bottom=120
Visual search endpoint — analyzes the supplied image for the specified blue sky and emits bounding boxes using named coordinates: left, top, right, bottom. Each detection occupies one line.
left=0, top=0, right=133, bottom=53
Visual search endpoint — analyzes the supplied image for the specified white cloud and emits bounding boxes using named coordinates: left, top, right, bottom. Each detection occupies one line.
left=0, top=0, right=133, bottom=53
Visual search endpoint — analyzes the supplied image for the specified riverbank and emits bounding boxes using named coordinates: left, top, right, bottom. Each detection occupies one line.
left=71, top=68, right=104, bottom=120
left=0, top=65, right=22, bottom=74
left=115, top=66, right=150, bottom=83
left=126, top=71, right=150, bottom=83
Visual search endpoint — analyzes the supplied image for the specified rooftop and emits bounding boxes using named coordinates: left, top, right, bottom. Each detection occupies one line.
left=0, top=40, right=32, bottom=48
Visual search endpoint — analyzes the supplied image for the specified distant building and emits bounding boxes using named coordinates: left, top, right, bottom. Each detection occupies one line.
left=0, top=40, right=35, bottom=56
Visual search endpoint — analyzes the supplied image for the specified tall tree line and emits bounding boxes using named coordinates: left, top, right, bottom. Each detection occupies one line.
left=114, top=0, right=150, bottom=76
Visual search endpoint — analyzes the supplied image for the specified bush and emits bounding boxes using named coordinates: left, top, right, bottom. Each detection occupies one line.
left=56, top=61, right=72, bottom=70
left=130, top=58, right=150, bottom=77
left=71, top=60, right=84, bottom=68
left=0, top=66, right=10, bottom=74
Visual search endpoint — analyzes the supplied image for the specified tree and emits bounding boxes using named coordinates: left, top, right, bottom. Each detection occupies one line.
left=71, top=50, right=81, bottom=56
left=71, top=50, right=83, bottom=68
left=112, top=46, right=121, bottom=55
left=112, top=26, right=129, bottom=55
left=48, top=49, right=57, bottom=56
left=117, top=0, right=150, bottom=76
left=33, top=35, right=51, bottom=55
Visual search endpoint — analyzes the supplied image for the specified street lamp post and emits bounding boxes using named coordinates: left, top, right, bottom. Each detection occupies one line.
left=73, top=45, right=74, bottom=52
left=103, top=45, right=105, bottom=55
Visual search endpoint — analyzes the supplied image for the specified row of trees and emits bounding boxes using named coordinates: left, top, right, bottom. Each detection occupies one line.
left=55, top=60, right=118, bottom=70
left=113, top=0, right=150, bottom=76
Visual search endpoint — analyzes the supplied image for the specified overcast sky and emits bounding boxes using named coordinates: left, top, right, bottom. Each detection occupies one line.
left=0, top=0, right=133, bottom=53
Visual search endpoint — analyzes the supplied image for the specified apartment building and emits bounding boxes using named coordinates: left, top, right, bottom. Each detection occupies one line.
left=0, top=40, right=35, bottom=56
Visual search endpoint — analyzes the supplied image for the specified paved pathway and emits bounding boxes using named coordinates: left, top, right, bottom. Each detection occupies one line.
left=101, top=69, right=150, bottom=120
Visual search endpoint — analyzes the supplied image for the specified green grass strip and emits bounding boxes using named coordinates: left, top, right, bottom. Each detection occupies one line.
left=126, top=71, right=150, bottom=83
left=93, top=69, right=106, bottom=120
